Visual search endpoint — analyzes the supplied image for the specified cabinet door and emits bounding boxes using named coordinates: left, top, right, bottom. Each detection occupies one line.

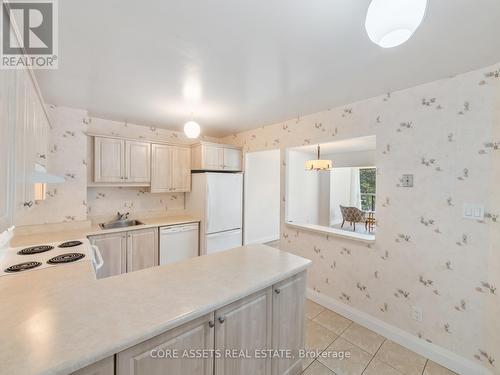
left=127, top=228, right=158, bottom=272
left=223, top=148, right=242, bottom=171
left=202, top=144, right=224, bottom=170
left=0, top=70, right=14, bottom=231
left=117, top=313, right=215, bottom=375
left=171, top=146, right=191, bottom=192
left=125, top=140, right=151, bottom=183
left=150, top=144, right=173, bottom=193
left=271, top=272, right=306, bottom=375
left=89, top=232, right=127, bottom=279
left=215, top=288, right=272, bottom=375
left=94, top=137, right=125, bottom=182
left=71, top=357, right=114, bottom=375
left=14, top=70, right=35, bottom=216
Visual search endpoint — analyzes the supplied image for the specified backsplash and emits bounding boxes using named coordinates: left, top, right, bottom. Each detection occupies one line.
left=87, top=187, right=184, bottom=221
left=223, top=63, right=500, bottom=373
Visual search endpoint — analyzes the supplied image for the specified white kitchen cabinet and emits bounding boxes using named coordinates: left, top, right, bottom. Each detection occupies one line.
left=151, top=144, right=191, bottom=193
left=89, top=232, right=127, bottom=278
left=93, top=137, right=150, bottom=184
left=125, top=140, right=151, bottom=182
left=127, top=228, right=158, bottom=272
left=90, top=228, right=158, bottom=278
left=113, top=274, right=304, bottom=375
left=117, top=313, right=215, bottom=375
left=191, top=142, right=242, bottom=171
left=71, top=357, right=114, bottom=375
left=171, top=146, right=191, bottom=192
left=94, top=137, right=125, bottom=183
left=222, top=147, right=242, bottom=171
left=0, top=70, right=15, bottom=232
left=215, top=288, right=273, bottom=375
left=12, top=68, right=51, bottom=218
left=272, top=272, right=306, bottom=375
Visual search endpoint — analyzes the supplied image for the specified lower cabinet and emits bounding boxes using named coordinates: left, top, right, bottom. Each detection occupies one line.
left=71, top=356, right=114, bottom=375
left=215, top=288, right=272, bottom=375
left=89, top=228, right=158, bottom=278
left=117, top=313, right=215, bottom=375
left=127, top=228, right=159, bottom=272
left=115, top=272, right=306, bottom=375
left=89, top=232, right=127, bottom=279
left=272, top=272, right=306, bottom=375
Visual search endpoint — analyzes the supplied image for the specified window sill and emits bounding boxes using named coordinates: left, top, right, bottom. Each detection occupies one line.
left=285, top=222, right=376, bottom=243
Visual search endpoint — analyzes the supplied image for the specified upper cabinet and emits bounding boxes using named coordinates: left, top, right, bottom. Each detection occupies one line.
left=0, top=70, right=15, bottom=232
left=93, top=137, right=150, bottom=184
left=7, top=68, right=52, bottom=222
left=191, top=142, right=242, bottom=172
left=151, top=144, right=191, bottom=193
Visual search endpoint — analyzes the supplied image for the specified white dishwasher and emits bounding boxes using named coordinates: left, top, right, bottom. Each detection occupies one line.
left=159, top=223, right=199, bottom=265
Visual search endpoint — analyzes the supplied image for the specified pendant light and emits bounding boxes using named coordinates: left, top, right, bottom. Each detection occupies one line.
left=305, top=145, right=332, bottom=171
left=365, top=0, right=427, bottom=48
left=184, top=120, right=201, bottom=139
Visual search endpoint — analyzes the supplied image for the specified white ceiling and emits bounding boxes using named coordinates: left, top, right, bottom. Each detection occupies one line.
left=36, top=0, right=500, bottom=136
left=294, top=135, right=376, bottom=155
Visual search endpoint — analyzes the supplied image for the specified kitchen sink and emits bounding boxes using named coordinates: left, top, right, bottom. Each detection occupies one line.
left=99, top=220, right=144, bottom=230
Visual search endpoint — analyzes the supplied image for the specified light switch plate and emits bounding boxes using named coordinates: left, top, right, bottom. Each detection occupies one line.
left=463, top=204, right=484, bottom=220
left=401, top=174, right=413, bottom=187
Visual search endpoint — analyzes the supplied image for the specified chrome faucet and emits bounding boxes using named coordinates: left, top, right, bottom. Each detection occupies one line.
left=116, top=211, right=130, bottom=221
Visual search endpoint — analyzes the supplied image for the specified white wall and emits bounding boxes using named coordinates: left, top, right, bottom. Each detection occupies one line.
left=330, top=168, right=361, bottom=225
left=222, top=63, right=500, bottom=373
left=243, top=150, right=280, bottom=244
left=286, top=150, right=319, bottom=225
left=323, top=150, right=376, bottom=168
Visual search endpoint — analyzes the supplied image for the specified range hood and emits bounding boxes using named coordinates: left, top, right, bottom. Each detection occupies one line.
left=29, top=163, right=65, bottom=184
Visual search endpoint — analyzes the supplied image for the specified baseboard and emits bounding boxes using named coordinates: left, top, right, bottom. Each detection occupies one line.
left=307, top=289, right=491, bottom=375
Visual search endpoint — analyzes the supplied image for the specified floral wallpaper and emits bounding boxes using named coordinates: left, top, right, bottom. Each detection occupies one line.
left=222, top=63, right=500, bottom=373
left=15, top=106, right=218, bottom=225
left=14, top=106, right=89, bottom=226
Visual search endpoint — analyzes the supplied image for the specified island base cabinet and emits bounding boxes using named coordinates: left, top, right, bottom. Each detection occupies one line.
left=71, top=356, right=114, bottom=375
left=215, top=288, right=272, bottom=375
left=117, top=313, right=215, bottom=375
left=115, top=274, right=305, bottom=375
left=272, top=272, right=306, bottom=375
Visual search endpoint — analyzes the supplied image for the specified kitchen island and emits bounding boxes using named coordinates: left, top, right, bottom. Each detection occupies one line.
left=0, top=244, right=311, bottom=375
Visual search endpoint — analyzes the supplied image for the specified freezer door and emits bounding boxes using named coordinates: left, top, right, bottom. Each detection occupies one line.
left=206, top=173, right=243, bottom=234
left=206, top=229, right=242, bottom=255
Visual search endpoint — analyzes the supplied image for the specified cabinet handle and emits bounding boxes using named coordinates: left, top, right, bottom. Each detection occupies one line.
left=218, top=316, right=225, bottom=324
left=208, top=320, right=215, bottom=328
left=274, top=288, right=281, bottom=295
left=23, top=201, right=33, bottom=208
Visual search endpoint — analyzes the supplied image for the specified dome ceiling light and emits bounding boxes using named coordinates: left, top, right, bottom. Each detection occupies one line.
left=184, top=120, right=201, bottom=139
left=365, top=0, right=428, bottom=48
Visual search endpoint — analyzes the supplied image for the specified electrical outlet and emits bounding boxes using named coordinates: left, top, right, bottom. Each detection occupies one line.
left=401, top=174, right=414, bottom=187
left=411, top=306, right=423, bottom=322
left=463, top=204, right=484, bottom=220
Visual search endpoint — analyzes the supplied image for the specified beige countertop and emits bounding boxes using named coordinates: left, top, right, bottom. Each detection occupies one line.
left=0, top=244, right=311, bottom=375
left=11, top=215, right=200, bottom=247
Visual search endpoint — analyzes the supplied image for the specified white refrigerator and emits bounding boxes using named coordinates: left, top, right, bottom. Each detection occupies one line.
left=186, top=172, right=243, bottom=255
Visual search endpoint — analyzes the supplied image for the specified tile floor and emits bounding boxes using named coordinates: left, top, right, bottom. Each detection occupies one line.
left=302, top=299, right=457, bottom=375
